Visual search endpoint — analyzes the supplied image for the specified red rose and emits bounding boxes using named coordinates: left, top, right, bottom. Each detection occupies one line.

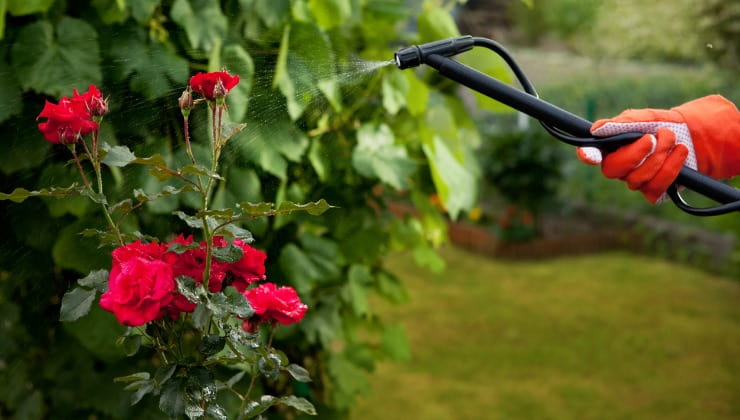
left=189, top=71, right=240, bottom=100
left=99, top=257, right=176, bottom=327
left=168, top=235, right=228, bottom=293
left=36, top=98, right=99, bottom=144
left=71, top=84, right=108, bottom=117
left=243, top=283, right=308, bottom=329
left=227, top=238, right=267, bottom=292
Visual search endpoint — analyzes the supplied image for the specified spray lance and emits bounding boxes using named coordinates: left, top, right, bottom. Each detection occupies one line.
left=393, top=36, right=740, bottom=216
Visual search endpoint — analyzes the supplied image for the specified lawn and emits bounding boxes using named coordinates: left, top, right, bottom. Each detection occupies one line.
left=351, top=247, right=740, bottom=419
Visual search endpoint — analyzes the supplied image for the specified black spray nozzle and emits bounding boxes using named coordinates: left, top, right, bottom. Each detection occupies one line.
left=394, top=35, right=475, bottom=69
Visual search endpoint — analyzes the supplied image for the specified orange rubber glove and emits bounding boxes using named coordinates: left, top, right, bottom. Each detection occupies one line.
left=577, top=95, right=740, bottom=203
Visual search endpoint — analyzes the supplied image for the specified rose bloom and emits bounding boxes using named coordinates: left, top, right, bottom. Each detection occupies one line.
left=189, top=71, right=239, bottom=100
left=36, top=98, right=99, bottom=144
left=99, top=257, right=176, bottom=327
left=227, top=238, right=267, bottom=292
left=71, top=84, right=108, bottom=117
left=169, top=235, right=229, bottom=293
left=242, top=283, right=308, bottom=332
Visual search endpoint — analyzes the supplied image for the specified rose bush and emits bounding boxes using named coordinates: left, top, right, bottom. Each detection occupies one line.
left=0, top=1, right=487, bottom=417
left=2, top=74, right=324, bottom=418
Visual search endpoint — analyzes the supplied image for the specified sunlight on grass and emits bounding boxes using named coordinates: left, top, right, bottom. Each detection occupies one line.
left=352, top=247, right=740, bottom=419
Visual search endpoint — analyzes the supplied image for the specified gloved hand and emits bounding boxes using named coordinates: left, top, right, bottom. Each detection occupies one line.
left=577, top=95, right=740, bottom=203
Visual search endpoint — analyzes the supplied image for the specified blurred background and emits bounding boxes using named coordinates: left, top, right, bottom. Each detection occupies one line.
left=0, top=0, right=738, bottom=418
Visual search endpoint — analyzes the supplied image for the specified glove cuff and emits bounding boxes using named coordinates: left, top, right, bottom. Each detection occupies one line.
left=672, top=95, right=740, bottom=179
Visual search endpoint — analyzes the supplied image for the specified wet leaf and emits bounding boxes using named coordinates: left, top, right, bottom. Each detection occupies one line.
left=0, top=185, right=82, bottom=203
left=277, top=199, right=334, bottom=216
left=285, top=364, right=312, bottom=383
left=114, top=372, right=151, bottom=383
left=212, top=242, right=244, bottom=263
left=101, top=144, right=137, bottom=168
left=242, top=395, right=277, bottom=418
left=159, top=377, right=187, bottom=418
left=77, top=269, right=109, bottom=292
left=59, top=287, right=97, bottom=322
left=176, top=276, right=206, bottom=304
left=206, top=403, right=228, bottom=420
left=154, top=364, right=177, bottom=386
left=199, top=335, right=226, bottom=357
left=279, top=395, right=317, bottom=415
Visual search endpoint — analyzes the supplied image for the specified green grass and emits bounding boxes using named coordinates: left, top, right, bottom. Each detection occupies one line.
left=351, top=247, right=740, bottom=420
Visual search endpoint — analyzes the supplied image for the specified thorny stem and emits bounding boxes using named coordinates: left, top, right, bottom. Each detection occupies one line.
left=200, top=102, right=224, bottom=291
left=183, top=116, right=196, bottom=165
left=82, top=132, right=124, bottom=246
left=70, top=144, right=92, bottom=191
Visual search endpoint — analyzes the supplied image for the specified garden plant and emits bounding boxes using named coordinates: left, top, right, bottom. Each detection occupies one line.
left=0, top=0, right=497, bottom=418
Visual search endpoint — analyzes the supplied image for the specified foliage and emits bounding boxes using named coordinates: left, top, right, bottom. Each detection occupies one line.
left=479, top=121, right=566, bottom=215
left=0, top=0, right=495, bottom=417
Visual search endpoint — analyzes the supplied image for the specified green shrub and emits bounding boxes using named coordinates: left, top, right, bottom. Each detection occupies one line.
left=0, top=0, right=494, bottom=417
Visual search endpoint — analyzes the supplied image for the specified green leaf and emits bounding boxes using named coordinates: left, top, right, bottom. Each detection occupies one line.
left=279, top=395, right=317, bottom=416
left=225, top=371, right=246, bottom=388
left=308, top=0, right=351, bottom=30
left=130, top=0, right=161, bottom=23
left=0, top=60, right=22, bottom=122
left=215, top=286, right=254, bottom=318
left=352, top=123, right=416, bottom=190
left=131, top=381, right=155, bottom=406
left=0, top=185, right=82, bottom=203
left=212, top=242, right=244, bottom=263
left=277, top=199, right=334, bottom=216
left=7, top=0, right=54, bottom=15
left=108, top=27, right=189, bottom=99
left=221, top=43, right=255, bottom=122
left=238, top=201, right=274, bottom=215
left=11, top=17, right=101, bottom=97
left=273, top=22, right=339, bottom=119
left=52, top=221, right=111, bottom=273
left=285, top=364, right=312, bottom=382
left=63, top=304, right=128, bottom=361
left=218, top=223, right=254, bottom=242
left=101, top=144, right=137, bottom=168
left=154, top=364, right=177, bottom=386
left=206, top=404, right=228, bottom=420
left=422, top=135, right=477, bottom=219
left=199, top=335, right=226, bottom=357
left=252, top=0, right=290, bottom=28
left=346, top=265, right=371, bottom=316
left=77, top=269, right=109, bottom=292
left=159, top=377, right=187, bottom=418
left=171, top=0, right=226, bottom=52
left=167, top=241, right=201, bottom=254
left=404, top=71, right=430, bottom=116
left=242, top=395, right=277, bottom=418
left=381, top=324, right=411, bottom=362
left=119, top=334, right=142, bottom=356
left=187, top=366, right=217, bottom=402
left=176, top=276, right=206, bottom=304
left=381, top=69, right=408, bottom=115
left=417, top=5, right=460, bottom=43
left=236, top=115, right=308, bottom=179
left=59, top=287, right=97, bottom=322
left=114, top=372, right=151, bottom=383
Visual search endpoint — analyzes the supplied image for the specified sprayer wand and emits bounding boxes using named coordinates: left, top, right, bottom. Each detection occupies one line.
left=394, top=35, right=740, bottom=216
